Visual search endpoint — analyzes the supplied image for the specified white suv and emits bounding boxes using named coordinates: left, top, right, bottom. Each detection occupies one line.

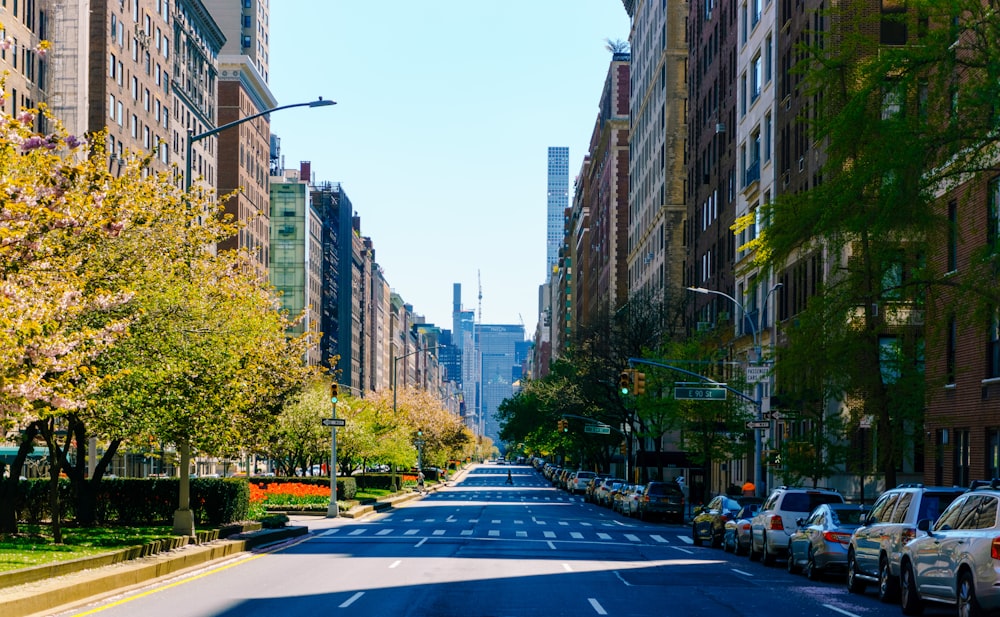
left=899, top=482, right=1000, bottom=616
left=846, top=483, right=964, bottom=602
left=568, top=471, right=596, bottom=495
left=749, top=486, right=845, bottom=566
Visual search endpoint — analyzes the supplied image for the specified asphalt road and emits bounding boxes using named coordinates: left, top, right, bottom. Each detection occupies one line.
left=53, top=464, right=944, bottom=617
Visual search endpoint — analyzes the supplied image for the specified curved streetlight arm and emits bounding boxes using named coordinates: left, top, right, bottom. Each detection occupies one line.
left=185, top=97, right=336, bottom=190
left=687, top=286, right=757, bottom=346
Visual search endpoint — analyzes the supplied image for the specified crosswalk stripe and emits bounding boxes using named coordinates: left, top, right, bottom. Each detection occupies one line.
left=488, top=530, right=500, bottom=537
left=625, top=534, right=640, bottom=542
left=570, top=532, right=583, bottom=539
left=348, top=529, right=366, bottom=536
left=433, top=530, right=446, bottom=536
left=544, top=531, right=556, bottom=538
left=376, top=529, right=393, bottom=536
left=651, top=535, right=668, bottom=543
left=461, top=530, right=473, bottom=536
left=597, top=533, right=612, bottom=540
left=516, top=531, right=527, bottom=537
left=404, top=529, right=419, bottom=535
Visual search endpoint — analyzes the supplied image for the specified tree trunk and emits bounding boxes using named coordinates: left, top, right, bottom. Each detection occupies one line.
left=0, top=422, right=42, bottom=534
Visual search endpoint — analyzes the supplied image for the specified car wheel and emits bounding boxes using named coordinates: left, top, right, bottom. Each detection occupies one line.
left=736, top=538, right=747, bottom=556
left=722, top=534, right=732, bottom=553
left=786, top=543, right=800, bottom=574
left=900, top=561, right=923, bottom=616
left=805, top=549, right=821, bottom=581
left=847, top=551, right=867, bottom=594
left=878, top=556, right=899, bottom=603
left=692, top=527, right=703, bottom=547
left=711, top=528, right=722, bottom=549
left=761, top=534, right=777, bottom=566
left=749, top=536, right=761, bottom=561
left=958, top=570, right=984, bottom=617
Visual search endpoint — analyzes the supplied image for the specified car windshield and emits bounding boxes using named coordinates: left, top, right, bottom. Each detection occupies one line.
left=647, top=483, right=681, bottom=496
left=781, top=492, right=842, bottom=513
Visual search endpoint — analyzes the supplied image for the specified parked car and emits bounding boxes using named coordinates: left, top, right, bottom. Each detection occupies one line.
left=723, top=500, right=763, bottom=555
left=622, top=484, right=645, bottom=517
left=612, top=484, right=634, bottom=513
left=596, top=479, right=627, bottom=508
left=568, top=471, right=597, bottom=495
left=846, top=483, right=965, bottom=601
left=692, top=494, right=744, bottom=548
left=637, top=481, right=686, bottom=523
left=898, top=482, right=1000, bottom=616
left=750, top=486, right=845, bottom=565
left=787, top=502, right=871, bottom=580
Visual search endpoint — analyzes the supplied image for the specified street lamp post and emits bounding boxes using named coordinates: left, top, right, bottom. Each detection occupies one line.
left=687, top=283, right=782, bottom=498
left=171, top=97, right=335, bottom=538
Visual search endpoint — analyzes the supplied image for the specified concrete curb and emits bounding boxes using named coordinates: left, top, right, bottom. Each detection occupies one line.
left=0, top=526, right=307, bottom=617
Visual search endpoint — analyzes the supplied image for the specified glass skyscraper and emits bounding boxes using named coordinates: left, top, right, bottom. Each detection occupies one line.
left=546, top=147, right=570, bottom=277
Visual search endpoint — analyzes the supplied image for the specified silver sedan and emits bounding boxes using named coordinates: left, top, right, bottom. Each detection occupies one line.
left=787, top=503, right=870, bottom=580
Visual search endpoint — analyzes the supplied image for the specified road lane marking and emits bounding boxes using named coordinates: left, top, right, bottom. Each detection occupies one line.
left=404, top=529, right=419, bottom=535
left=822, top=605, right=861, bottom=617
left=461, top=530, right=473, bottom=535
left=376, top=529, right=393, bottom=536
left=489, top=530, right=500, bottom=537
left=570, top=532, right=584, bottom=539
left=415, top=538, right=428, bottom=547
left=677, top=535, right=693, bottom=544
left=318, top=529, right=339, bottom=537
left=671, top=545, right=694, bottom=555
left=625, top=534, right=640, bottom=542
left=516, top=531, right=527, bottom=537
left=339, top=592, right=364, bottom=608
left=348, top=529, right=366, bottom=536
left=544, top=531, right=556, bottom=538
left=547, top=541, right=557, bottom=550
left=651, top=535, right=667, bottom=543
left=588, top=598, right=608, bottom=615
left=388, top=560, right=401, bottom=569
left=562, top=563, right=573, bottom=572
left=597, top=533, right=612, bottom=540
left=732, top=568, right=754, bottom=577
left=433, top=529, right=446, bottom=536
left=614, top=571, right=632, bottom=586
left=492, top=519, right=501, bottom=524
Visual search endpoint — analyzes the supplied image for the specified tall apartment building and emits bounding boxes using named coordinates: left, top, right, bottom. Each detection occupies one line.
left=268, top=164, right=321, bottom=366
left=88, top=0, right=177, bottom=172
left=546, top=146, right=570, bottom=277
left=172, top=1, right=224, bottom=189
left=205, top=0, right=276, bottom=274
left=624, top=0, right=687, bottom=299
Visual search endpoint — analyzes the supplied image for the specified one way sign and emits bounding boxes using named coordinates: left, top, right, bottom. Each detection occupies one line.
left=321, top=418, right=346, bottom=427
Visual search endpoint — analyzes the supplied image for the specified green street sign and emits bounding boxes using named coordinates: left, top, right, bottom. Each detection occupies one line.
left=584, top=425, right=611, bottom=435
left=674, top=386, right=727, bottom=400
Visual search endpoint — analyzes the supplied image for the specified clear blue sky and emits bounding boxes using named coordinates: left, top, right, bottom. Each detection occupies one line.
left=268, top=2, right=630, bottom=338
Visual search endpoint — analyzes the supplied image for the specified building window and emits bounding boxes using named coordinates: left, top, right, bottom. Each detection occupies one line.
left=764, top=112, right=772, bottom=162
left=989, top=309, right=1000, bottom=380
left=954, top=429, right=971, bottom=487
left=751, top=53, right=762, bottom=101
left=948, top=200, right=958, bottom=272
left=765, top=33, right=773, bottom=83
left=947, top=315, right=957, bottom=385
left=989, top=177, right=1000, bottom=251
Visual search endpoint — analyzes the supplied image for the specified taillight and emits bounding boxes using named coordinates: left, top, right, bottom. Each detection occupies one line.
left=740, top=522, right=751, bottom=531
left=824, top=531, right=852, bottom=545
left=991, top=537, right=1000, bottom=560
left=642, top=496, right=649, bottom=503
left=769, top=515, right=784, bottom=531
left=901, top=527, right=916, bottom=545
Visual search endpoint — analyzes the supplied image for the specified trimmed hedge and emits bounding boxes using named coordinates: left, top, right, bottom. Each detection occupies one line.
left=13, top=478, right=250, bottom=526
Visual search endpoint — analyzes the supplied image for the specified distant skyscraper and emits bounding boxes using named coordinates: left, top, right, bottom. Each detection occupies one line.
left=476, top=324, right=526, bottom=448
left=546, top=147, right=570, bottom=277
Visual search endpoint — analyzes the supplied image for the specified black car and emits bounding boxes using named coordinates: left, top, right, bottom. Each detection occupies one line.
left=692, top=494, right=750, bottom=547
left=638, top=481, right=686, bottom=523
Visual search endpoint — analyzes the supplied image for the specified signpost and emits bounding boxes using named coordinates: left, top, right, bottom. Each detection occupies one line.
left=321, top=418, right=346, bottom=427
left=584, top=425, right=612, bottom=435
left=746, top=420, right=770, bottom=430
left=674, top=385, right=727, bottom=400
left=745, top=365, right=769, bottom=383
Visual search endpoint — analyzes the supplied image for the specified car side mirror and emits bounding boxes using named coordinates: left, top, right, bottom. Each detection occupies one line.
left=916, top=518, right=932, bottom=532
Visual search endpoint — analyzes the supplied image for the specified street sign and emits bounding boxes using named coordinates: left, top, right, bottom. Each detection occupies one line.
left=746, top=420, right=770, bottom=430
left=764, top=411, right=784, bottom=421
left=584, top=425, right=611, bottom=435
left=745, top=366, right=769, bottom=383
left=674, top=386, right=727, bottom=400
left=321, top=418, right=346, bottom=427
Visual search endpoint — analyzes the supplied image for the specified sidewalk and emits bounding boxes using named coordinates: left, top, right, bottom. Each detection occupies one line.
left=0, top=470, right=464, bottom=617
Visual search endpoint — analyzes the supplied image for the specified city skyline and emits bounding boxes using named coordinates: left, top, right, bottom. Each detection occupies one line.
left=267, top=2, right=630, bottom=336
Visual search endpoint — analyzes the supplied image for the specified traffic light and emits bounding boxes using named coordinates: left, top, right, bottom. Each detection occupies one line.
left=634, top=372, right=647, bottom=395
left=619, top=370, right=632, bottom=394
left=557, top=419, right=568, bottom=432
left=330, top=382, right=339, bottom=403
left=619, top=441, right=627, bottom=454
